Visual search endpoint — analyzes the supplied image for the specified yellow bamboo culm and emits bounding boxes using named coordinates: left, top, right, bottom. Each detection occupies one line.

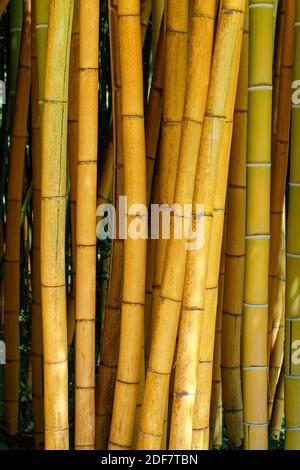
left=108, top=0, right=147, bottom=450
left=285, top=1, right=300, bottom=449
left=268, top=0, right=295, bottom=358
left=41, top=0, right=74, bottom=450
left=269, top=366, right=284, bottom=440
left=67, top=0, right=79, bottom=352
left=149, top=0, right=188, bottom=360
left=75, top=0, right=99, bottom=450
left=138, top=0, right=210, bottom=451
left=268, top=212, right=285, bottom=421
left=3, top=0, right=31, bottom=436
left=95, top=0, right=124, bottom=450
left=151, top=0, right=164, bottom=60
left=221, top=4, right=249, bottom=449
left=242, top=0, right=273, bottom=450
left=166, top=0, right=216, bottom=451
left=141, top=0, right=151, bottom=44
left=30, top=0, right=46, bottom=448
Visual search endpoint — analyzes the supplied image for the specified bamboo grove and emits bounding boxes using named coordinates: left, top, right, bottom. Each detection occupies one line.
left=0, top=0, right=300, bottom=452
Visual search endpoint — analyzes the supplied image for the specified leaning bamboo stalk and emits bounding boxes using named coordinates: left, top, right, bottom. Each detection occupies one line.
left=67, top=0, right=79, bottom=352
left=170, top=1, right=245, bottom=451
left=0, top=0, right=9, bottom=17
left=268, top=0, right=295, bottom=358
left=210, top=208, right=227, bottom=449
left=151, top=0, right=164, bottom=60
left=74, top=0, right=99, bottom=450
left=164, top=0, right=217, bottom=451
left=3, top=0, right=31, bottom=436
left=149, top=0, right=188, bottom=353
left=269, top=366, right=284, bottom=440
left=41, top=0, right=74, bottom=450
left=141, top=0, right=151, bottom=44
left=285, top=2, right=300, bottom=449
left=108, top=0, right=147, bottom=450
left=138, top=0, right=206, bottom=450
left=243, top=0, right=273, bottom=450
left=191, top=9, right=245, bottom=450
left=221, top=4, right=249, bottom=449
left=30, top=0, right=44, bottom=448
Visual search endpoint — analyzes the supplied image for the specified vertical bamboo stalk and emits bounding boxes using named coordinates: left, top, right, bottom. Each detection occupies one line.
left=30, top=0, right=45, bottom=448
left=3, top=0, right=31, bottom=436
left=95, top=0, right=124, bottom=450
left=108, top=0, right=147, bottom=450
left=243, top=0, right=273, bottom=450
left=141, top=0, right=151, bottom=44
left=285, top=2, right=300, bottom=449
left=74, top=0, right=99, bottom=450
left=41, top=0, right=74, bottom=450
left=221, top=4, right=249, bottom=449
left=268, top=0, right=295, bottom=358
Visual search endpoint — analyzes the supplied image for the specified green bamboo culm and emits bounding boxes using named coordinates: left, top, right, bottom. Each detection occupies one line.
left=242, top=0, right=273, bottom=450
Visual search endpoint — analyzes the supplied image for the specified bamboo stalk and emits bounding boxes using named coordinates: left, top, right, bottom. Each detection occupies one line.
left=141, top=0, right=151, bottom=44
left=269, top=366, right=284, bottom=440
left=67, top=0, right=79, bottom=353
left=210, top=207, right=227, bottom=449
left=95, top=0, right=124, bottom=450
left=221, top=3, right=249, bottom=449
left=30, top=0, right=45, bottom=448
left=108, top=0, right=147, bottom=450
left=41, top=0, right=74, bottom=449
left=3, top=0, right=31, bottom=436
left=243, top=0, right=273, bottom=450
left=268, top=0, right=295, bottom=358
left=148, top=0, right=188, bottom=357
left=151, top=0, right=164, bottom=60
left=74, top=0, right=99, bottom=450
left=138, top=0, right=207, bottom=450
left=268, top=209, right=285, bottom=420
left=0, top=0, right=9, bottom=17
left=285, top=1, right=300, bottom=449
